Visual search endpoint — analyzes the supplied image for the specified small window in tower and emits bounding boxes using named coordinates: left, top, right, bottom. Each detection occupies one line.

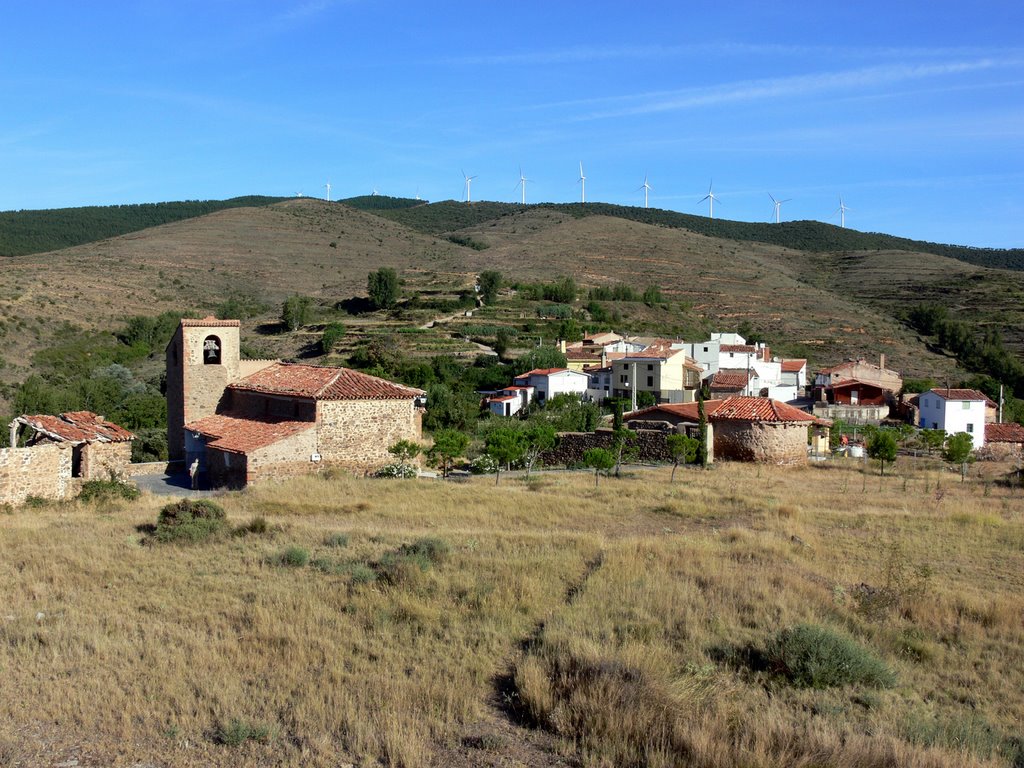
left=203, top=335, right=222, bottom=365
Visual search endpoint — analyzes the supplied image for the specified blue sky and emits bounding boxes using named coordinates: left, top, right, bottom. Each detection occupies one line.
left=2, top=1, right=1022, bottom=247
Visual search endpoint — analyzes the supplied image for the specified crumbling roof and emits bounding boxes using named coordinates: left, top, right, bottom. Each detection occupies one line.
left=781, top=359, right=807, bottom=373
left=229, top=362, right=425, bottom=401
left=986, top=423, right=1024, bottom=443
left=180, top=316, right=241, bottom=328
left=15, top=411, right=135, bottom=444
left=720, top=344, right=756, bottom=353
left=186, top=413, right=315, bottom=454
left=830, top=378, right=886, bottom=391
left=928, top=388, right=993, bottom=404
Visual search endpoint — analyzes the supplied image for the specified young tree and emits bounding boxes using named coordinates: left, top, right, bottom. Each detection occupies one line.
left=867, top=430, right=899, bottom=476
left=514, top=347, right=568, bottom=375
left=427, top=429, right=469, bottom=479
left=523, top=422, right=557, bottom=477
left=919, top=428, right=946, bottom=456
left=611, top=428, right=639, bottom=477
left=582, top=447, right=615, bottom=487
left=367, top=267, right=399, bottom=310
left=478, top=270, right=503, bottom=305
left=321, top=323, right=346, bottom=355
left=388, top=439, right=422, bottom=469
left=485, top=426, right=527, bottom=485
left=281, top=295, right=313, bottom=331
left=943, top=432, right=974, bottom=482
left=666, top=433, right=699, bottom=482
left=493, top=327, right=512, bottom=361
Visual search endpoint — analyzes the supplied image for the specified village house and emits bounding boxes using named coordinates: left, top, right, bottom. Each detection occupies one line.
left=983, top=422, right=1024, bottom=460
left=812, top=355, right=903, bottom=423
left=511, top=367, right=591, bottom=406
left=1, top=411, right=135, bottom=505
left=780, top=359, right=808, bottom=389
left=483, top=385, right=533, bottom=417
left=584, top=364, right=613, bottom=402
left=167, top=317, right=425, bottom=488
left=917, top=388, right=991, bottom=451
left=623, top=396, right=829, bottom=465
left=611, top=340, right=703, bottom=406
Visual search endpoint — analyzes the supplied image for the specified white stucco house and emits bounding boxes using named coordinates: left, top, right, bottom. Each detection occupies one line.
left=484, top=385, right=533, bottom=417
left=918, top=388, right=989, bottom=450
left=513, top=368, right=591, bottom=405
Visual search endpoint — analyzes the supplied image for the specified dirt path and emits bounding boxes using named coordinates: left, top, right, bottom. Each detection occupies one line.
left=419, top=308, right=498, bottom=357
left=433, top=552, right=605, bottom=767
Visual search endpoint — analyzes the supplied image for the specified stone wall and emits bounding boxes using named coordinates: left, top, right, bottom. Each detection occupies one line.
left=539, top=430, right=674, bottom=467
left=715, top=421, right=807, bottom=465
left=0, top=444, right=74, bottom=505
left=247, top=427, right=319, bottom=484
left=317, top=399, right=421, bottom=473
left=80, top=442, right=133, bottom=480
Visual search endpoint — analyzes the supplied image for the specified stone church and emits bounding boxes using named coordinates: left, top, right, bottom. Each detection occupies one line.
left=166, top=317, right=425, bottom=488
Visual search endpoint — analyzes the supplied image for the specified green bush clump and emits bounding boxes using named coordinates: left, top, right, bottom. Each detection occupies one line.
left=78, top=477, right=141, bottom=503
left=214, top=717, right=274, bottom=746
left=154, top=499, right=227, bottom=543
left=767, top=624, right=896, bottom=689
left=348, top=563, right=378, bottom=586
left=233, top=516, right=270, bottom=537
left=377, top=537, right=451, bottom=586
left=323, top=532, right=350, bottom=547
left=400, top=536, right=450, bottom=564
left=272, top=546, right=310, bottom=568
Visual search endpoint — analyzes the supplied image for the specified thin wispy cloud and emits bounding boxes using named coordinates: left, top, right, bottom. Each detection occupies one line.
left=566, top=58, right=1019, bottom=120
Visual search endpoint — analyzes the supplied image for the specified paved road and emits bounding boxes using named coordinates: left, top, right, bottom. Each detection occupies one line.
left=133, top=472, right=220, bottom=497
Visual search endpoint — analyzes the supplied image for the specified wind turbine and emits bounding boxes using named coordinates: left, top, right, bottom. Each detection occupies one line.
left=514, top=166, right=529, bottom=205
left=578, top=161, right=586, bottom=204
left=834, top=196, right=851, bottom=228
left=324, top=181, right=331, bottom=202
left=636, top=174, right=652, bottom=208
left=768, top=193, right=792, bottom=223
left=462, top=170, right=477, bottom=203
left=699, top=180, right=720, bottom=219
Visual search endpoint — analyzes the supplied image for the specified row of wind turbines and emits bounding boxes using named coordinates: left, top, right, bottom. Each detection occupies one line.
left=461, top=165, right=853, bottom=227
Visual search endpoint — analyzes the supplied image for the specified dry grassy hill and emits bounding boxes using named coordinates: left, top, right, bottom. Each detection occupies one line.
left=5, top=196, right=1024, bottom=406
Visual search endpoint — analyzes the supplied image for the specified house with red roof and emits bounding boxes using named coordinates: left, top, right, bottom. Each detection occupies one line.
left=611, top=340, right=703, bottom=406
left=983, top=422, right=1024, bottom=459
left=166, top=318, right=425, bottom=488
left=3, top=411, right=136, bottom=505
left=512, top=368, right=590, bottom=405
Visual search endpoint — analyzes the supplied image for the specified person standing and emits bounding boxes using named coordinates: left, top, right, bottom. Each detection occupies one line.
left=189, top=458, right=200, bottom=490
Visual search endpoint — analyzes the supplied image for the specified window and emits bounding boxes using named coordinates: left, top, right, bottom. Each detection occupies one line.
left=703, top=346, right=709, bottom=352
left=932, top=422, right=938, bottom=430
left=962, top=401, right=971, bottom=410
left=922, top=398, right=928, bottom=408
left=619, top=374, right=628, bottom=384
left=966, top=423, right=973, bottom=433
left=203, top=335, right=222, bottom=365
left=647, top=364, right=654, bottom=371
left=647, top=376, right=654, bottom=387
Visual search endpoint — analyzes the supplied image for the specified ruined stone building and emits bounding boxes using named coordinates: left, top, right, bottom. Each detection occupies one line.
left=1, top=411, right=135, bottom=505
left=166, top=317, right=425, bottom=488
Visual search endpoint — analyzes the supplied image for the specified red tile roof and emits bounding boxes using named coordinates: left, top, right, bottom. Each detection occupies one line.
left=929, top=388, right=993, bottom=404
left=712, top=397, right=816, bottom=423
left=186, top=413, right=315, bottom=454
left=710, top=369, right=754, bottom=390
left=986, top=423, right=1024, bottom=443
left=17, top=411, right=135, bottom=443
left=781, top=359, right=806, bottom=372
left=516, top=368, right=581, bottom=378
left=831, top=378, right=886, bottom=392
left=180, top=316, right=240, bottom=327
left=720, top=344, right=756, bottom=353
left=230, top=363, right=425, bottom=401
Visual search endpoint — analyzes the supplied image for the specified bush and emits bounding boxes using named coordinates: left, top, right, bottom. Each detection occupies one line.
left=323, top=532, right=350, bottom=548
left=400, top=536, right=450, bottom=565
left=469, top=454, right=499, bottom=475
left=233, top=516, right=270, bottom=537
left=376, top=537, right=450, bottom=586
left=272, top=546, right=310, bottom=567
left=374, top=462, right=418, bottom=479
left=153, top=499, right=227, bottom=543
left=348, top=563, right=378, bottom=586
left=215, top=718, right=274, bottom=746
left=766, top=624, right=896, bottom=689
left=78, top=477, right=140, bottom=503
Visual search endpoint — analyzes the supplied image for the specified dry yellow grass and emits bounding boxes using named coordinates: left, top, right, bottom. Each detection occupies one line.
left=0, top=459, right=1022, bottom=767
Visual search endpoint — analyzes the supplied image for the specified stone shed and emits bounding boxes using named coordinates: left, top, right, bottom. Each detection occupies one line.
left=625, top=396, right=824, bottom=465
left=2, top=411, right=135, bottom=505
left=982, top=423, right=1024, bottom=460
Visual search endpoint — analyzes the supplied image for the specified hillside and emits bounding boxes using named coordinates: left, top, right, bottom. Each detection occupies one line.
left=0, top=196, right=289, bottom=257
left=4, top=195, right=1024, bottom=421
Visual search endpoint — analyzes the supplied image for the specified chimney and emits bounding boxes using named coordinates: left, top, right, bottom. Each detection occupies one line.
left=879, top=353, right=886, bottom=371
left=601, top=349, right=607, bottom=367
left=558, top=339, right=566, bottom=354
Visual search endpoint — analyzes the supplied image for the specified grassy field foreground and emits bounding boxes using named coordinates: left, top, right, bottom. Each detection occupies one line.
left=1, top=460, right=1022, bottom=767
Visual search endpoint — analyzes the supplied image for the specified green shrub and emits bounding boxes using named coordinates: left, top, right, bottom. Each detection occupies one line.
left=78, top=477, right=141, bottom=503
left=153, top=499, right=227, bottom=543
left=348, top=563, right=378, bottom=586
left=23, top=495, right=50, bottom=509
left=766, top=623, right=896, bottom=689
left=400, top=536, right=450, bottom=565
left=272, top=546, right=310, bottom=567
left=377, top=551, right=432, bottom=586
left=233, top=516, right=270, bottom=536
left=323, top=532, right=350, bottom=548
left=214, top=718, right=274, bottom=746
